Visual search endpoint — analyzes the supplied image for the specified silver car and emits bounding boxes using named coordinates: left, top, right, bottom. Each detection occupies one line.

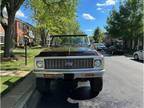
left=133, top=50, right=144, bottom=60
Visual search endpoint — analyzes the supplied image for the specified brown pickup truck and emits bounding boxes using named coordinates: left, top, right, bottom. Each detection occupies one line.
left=33, top=35, right=105, bottom=96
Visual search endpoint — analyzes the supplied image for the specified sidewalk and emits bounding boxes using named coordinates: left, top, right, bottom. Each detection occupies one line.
left=0, top=70, right=30, bottom=77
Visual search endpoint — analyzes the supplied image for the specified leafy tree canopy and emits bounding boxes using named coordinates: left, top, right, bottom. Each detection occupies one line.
left=105, top=0, right=143, bottom=40
left=29, top=0, right=81, bottom=35
left=93, top=27, right=104, bottom=43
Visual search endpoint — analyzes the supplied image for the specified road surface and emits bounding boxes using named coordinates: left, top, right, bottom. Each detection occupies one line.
left=36, top=56, right=143, bottom=108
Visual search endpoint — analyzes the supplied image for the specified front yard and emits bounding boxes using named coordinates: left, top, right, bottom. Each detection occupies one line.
left=0, top=47, right=43, bottom=71
left=0, top=47, right=43, bottom=94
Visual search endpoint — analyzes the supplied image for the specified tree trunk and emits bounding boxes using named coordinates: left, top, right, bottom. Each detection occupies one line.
left=132, top=39, right=134, bottom=50
left=134, top=38, right=138, bottom=50
left=1, top=0, right=25, bottom=58
left=123, top=39, right=128, bottom=50
left=40, top=29, right=46, bottom=47
left=129, top=39, right=133, bottom=50
left=142, top=37, right=143, bottom=48
left=4, top=14, right=15, bottom=57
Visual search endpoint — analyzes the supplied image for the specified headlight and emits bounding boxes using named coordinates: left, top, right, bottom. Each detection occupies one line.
left=36, top=60, right=43, bottom=68
left=94, top=60, right=102, bottom=67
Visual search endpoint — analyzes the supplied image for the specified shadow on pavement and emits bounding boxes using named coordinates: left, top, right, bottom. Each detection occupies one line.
left=36, top=80, right=78, bottom=108
left=37, top=93, right=78, bottom=108
left=130, top=59, right=144, bottom=64
left=36, top=80, right=97, bottom=108
left=70, top=86, right=97, bottom=100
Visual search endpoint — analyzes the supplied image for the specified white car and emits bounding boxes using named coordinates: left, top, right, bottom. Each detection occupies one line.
left=133, top=50, right=144, bottom=60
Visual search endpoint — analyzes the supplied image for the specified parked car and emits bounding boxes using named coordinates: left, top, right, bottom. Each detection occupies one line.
left=33, top=35, right=105, bottom=97
left=93, top=43, right=107, bottom=51
left=108, top=45, right=124, bottom=55
left=133, top=50, right=144, bottom=61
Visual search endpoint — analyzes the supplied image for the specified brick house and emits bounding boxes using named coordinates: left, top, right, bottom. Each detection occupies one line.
left=0, top=24, right=5, bottom=45
left=0, top=18, right=34, bottom=47
left=15, top=18, right=34, bottom=46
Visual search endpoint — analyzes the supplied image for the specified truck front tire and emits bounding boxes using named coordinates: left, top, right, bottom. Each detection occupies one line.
left=90, top=77, right=103, bottom=96
left=36, top=78, right=51, bottom=94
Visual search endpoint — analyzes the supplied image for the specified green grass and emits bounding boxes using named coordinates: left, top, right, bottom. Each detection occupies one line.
left=0, top=47, right=43, bottom=71
left=0, top=76, right=21, bottom=93
left=0, top=47, right=43, bottom=93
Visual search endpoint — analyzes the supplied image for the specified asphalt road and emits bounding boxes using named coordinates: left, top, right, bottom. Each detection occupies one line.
left=36, top=56, right=143, bottom=108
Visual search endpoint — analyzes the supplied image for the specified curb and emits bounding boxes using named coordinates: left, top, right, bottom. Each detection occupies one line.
left=23, top=90, right=41, bottom=108
left=12, top=81, right=41, bottom=108
left=13, top=86, right=39, bottom=108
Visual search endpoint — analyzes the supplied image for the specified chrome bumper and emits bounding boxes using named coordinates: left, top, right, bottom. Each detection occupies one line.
left=32, top=69, right=105, bottom=79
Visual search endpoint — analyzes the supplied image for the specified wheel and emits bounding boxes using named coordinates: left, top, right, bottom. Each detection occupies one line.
left=36, top=78, right=51, bottom=94
left=134, top=54, right=139, bottom=60
left=90, top=77, right=103, bottom=96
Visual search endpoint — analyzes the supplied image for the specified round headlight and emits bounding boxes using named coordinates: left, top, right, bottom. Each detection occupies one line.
left=94, top=60, right=101, bottom=67
left=36, top=61, right=43, bottom=68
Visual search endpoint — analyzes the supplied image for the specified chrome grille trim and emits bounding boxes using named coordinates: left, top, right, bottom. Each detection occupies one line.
left=44, top=58, right=94, bottom=69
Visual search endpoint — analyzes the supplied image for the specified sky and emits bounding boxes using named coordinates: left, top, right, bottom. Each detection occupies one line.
left=15, top=0, right=120, bottom=36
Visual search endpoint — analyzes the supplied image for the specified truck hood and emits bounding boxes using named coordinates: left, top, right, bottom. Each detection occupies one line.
left=36, top=46, right=99, bottom=57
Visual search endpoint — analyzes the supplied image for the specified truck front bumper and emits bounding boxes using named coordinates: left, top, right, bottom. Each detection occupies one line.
left=32, top=69, right=105, bottom=79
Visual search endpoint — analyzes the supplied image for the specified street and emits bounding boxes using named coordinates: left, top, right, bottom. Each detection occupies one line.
left=36, top=56, right=143, bottom=108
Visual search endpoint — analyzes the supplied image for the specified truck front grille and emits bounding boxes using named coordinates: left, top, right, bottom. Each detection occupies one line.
left=44, top=58, right=94, bottom=69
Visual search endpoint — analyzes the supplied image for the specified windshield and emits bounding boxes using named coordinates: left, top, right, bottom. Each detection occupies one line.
left=50, top=36, right=90, bottom=47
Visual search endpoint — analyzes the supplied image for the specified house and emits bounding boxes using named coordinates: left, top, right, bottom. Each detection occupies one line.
left=0, top=24, right=5, bottom=45
left=0, top=18, right=34, bottom=47
left=15, top=18, right=34, bottom=46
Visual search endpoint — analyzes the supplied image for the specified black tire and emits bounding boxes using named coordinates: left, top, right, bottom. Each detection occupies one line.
left=90, top=77, right=103, bottom=95
left=36, top=78, right=51, bottom=94
left=134, top=54, right=139, bottom=60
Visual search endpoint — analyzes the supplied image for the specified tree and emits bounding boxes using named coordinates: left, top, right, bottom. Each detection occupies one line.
left=105, top=0, right=143, bottom=49
left=93, top=27, right=104, bottom=43
left=127, top=0, right=143, bottom=49
left=29, top=0, right=80, bottom=46
left=0, top=0, right=25, bottom=57
left=105, top=9, right=121, bottom=38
